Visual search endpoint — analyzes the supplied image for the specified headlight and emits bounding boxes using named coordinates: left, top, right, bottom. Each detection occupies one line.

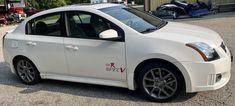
left=186, top=42, right=220, bottom=61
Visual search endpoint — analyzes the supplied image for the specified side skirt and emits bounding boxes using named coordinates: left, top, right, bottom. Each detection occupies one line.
left=40, top=73, right=128, bottom=88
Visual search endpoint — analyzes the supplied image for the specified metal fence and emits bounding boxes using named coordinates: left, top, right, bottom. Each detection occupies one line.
left=144, top=0, right=235, bottom=11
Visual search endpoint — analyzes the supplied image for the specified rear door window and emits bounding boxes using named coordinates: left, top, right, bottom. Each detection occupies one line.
left=26, top=12, right=66, bottom=37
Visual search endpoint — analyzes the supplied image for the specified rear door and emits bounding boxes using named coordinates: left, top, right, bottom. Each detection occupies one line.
left=24, top=12, right=68, bottom=75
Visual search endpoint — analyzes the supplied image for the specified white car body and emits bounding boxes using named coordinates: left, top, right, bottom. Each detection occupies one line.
left=3, top=3, right=232, bottom=94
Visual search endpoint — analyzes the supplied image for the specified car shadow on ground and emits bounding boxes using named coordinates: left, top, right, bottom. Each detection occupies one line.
left=0, top=62, right=197, bottom=103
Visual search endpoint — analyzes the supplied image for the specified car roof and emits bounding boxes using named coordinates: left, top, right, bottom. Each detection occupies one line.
left=33, top=3, right=122, bottom=17
left=63, top=3, right=121, bottom=10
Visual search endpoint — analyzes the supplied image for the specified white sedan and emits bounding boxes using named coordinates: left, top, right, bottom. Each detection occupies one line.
left=2, top=3, right=233, bottom=102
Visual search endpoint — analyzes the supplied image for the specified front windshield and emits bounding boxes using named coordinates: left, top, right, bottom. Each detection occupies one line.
left=100, top=6, right=167, bottom=33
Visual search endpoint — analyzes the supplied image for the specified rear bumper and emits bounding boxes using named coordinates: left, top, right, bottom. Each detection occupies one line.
left=181, top=47, right=232, bottom=92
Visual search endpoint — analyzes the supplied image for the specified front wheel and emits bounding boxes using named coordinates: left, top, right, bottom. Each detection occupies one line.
left=14, top=58, right=41, bottom=85
left=137, top=63, right=183, bottom=102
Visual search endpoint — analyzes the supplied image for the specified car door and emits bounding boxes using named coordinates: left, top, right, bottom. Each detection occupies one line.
left=24, top=12, right=68, bottom=75
left=64, top=11, right=126, bottom=81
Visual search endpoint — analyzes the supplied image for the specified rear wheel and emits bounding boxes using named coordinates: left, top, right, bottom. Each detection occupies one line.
left=14, top=57, right=41, bottom=85
left=137, top=63, right=183, bottom=102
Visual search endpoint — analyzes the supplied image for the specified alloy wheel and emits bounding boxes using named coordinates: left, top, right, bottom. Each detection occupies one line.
left=16, top=60, right=36, bottom=83
left=142, top=68, right=178, bottom=99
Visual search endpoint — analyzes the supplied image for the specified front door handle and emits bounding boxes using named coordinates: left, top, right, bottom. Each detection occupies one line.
left=72, top=46, right=79, bottom=51
left=66, top=45, right=79, bottom=51
left=26, top=41, right=37, bottom=46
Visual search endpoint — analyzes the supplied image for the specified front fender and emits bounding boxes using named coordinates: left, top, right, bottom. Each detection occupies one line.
left=126, top=53, right=192, bottom=92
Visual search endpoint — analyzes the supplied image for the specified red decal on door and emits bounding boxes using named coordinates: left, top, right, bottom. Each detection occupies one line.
left=105, top=63, right=126, bottom=73
left=111, top=63, right=115, bottom=68
left=120, top=68, right=126, bottom=73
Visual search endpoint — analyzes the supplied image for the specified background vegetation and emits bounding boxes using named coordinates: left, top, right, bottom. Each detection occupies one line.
left=24, top=0, right=90, bottom=9
left=0, top=0, right=143, bottom=9
left=0, top=0, right=4, bottom=4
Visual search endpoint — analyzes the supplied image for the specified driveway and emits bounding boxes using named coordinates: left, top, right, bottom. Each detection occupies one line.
left=0, top=12, right=235, bottom=106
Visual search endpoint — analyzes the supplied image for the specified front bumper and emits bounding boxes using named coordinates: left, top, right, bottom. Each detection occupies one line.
left=182, top=47, right=232, bottom=92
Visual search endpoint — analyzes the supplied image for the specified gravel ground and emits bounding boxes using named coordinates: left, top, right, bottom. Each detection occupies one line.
left=0, top=12, right=235, bottom=106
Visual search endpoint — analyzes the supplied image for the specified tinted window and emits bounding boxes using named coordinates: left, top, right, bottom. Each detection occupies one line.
left=100, top=6, right=167, bottom=33
left=26, top=13, right=65, bottom=36
left=66, top=11, right=124, bottom=40
left=79, top=14, right=91, bottom=24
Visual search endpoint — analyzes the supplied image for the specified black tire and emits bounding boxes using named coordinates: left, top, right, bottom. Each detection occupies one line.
left=14, top=57, right=41, bottom=85
left=137, top=63, right=184, bottom=102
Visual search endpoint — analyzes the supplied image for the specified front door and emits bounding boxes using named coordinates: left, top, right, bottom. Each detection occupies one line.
left=64, top=11, right=126, bottom=81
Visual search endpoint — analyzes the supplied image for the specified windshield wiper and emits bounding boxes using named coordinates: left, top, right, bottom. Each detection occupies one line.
left=158, top=21, right=168, bottom=29
left=141, top=21, right=167, bottom=33
left=141, top=27, right=158, bottom=33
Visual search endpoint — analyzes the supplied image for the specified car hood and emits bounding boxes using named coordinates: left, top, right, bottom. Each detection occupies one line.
left=147, top=22, right=223, bottom=47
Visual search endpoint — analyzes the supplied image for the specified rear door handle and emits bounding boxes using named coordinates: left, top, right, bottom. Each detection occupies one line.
left=26, top=41, right=37, bottom=46
left=65, top=45, right=73, bottom=50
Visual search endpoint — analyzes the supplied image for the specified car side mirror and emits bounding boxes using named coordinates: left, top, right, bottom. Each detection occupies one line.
left=99, top=29, right=122, bottom=41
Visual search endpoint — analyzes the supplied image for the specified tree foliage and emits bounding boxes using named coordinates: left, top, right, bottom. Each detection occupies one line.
left=3, top=0, right=143, bottom=9
left=25, top=0, right=66, bottom=9
left=65, top=0, right=90, bottom=5
left=0, top=0, right=144, bottom=6
left=0, top=0, right=4, bottom=4
left=24, top=0, right=90, bottom=9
